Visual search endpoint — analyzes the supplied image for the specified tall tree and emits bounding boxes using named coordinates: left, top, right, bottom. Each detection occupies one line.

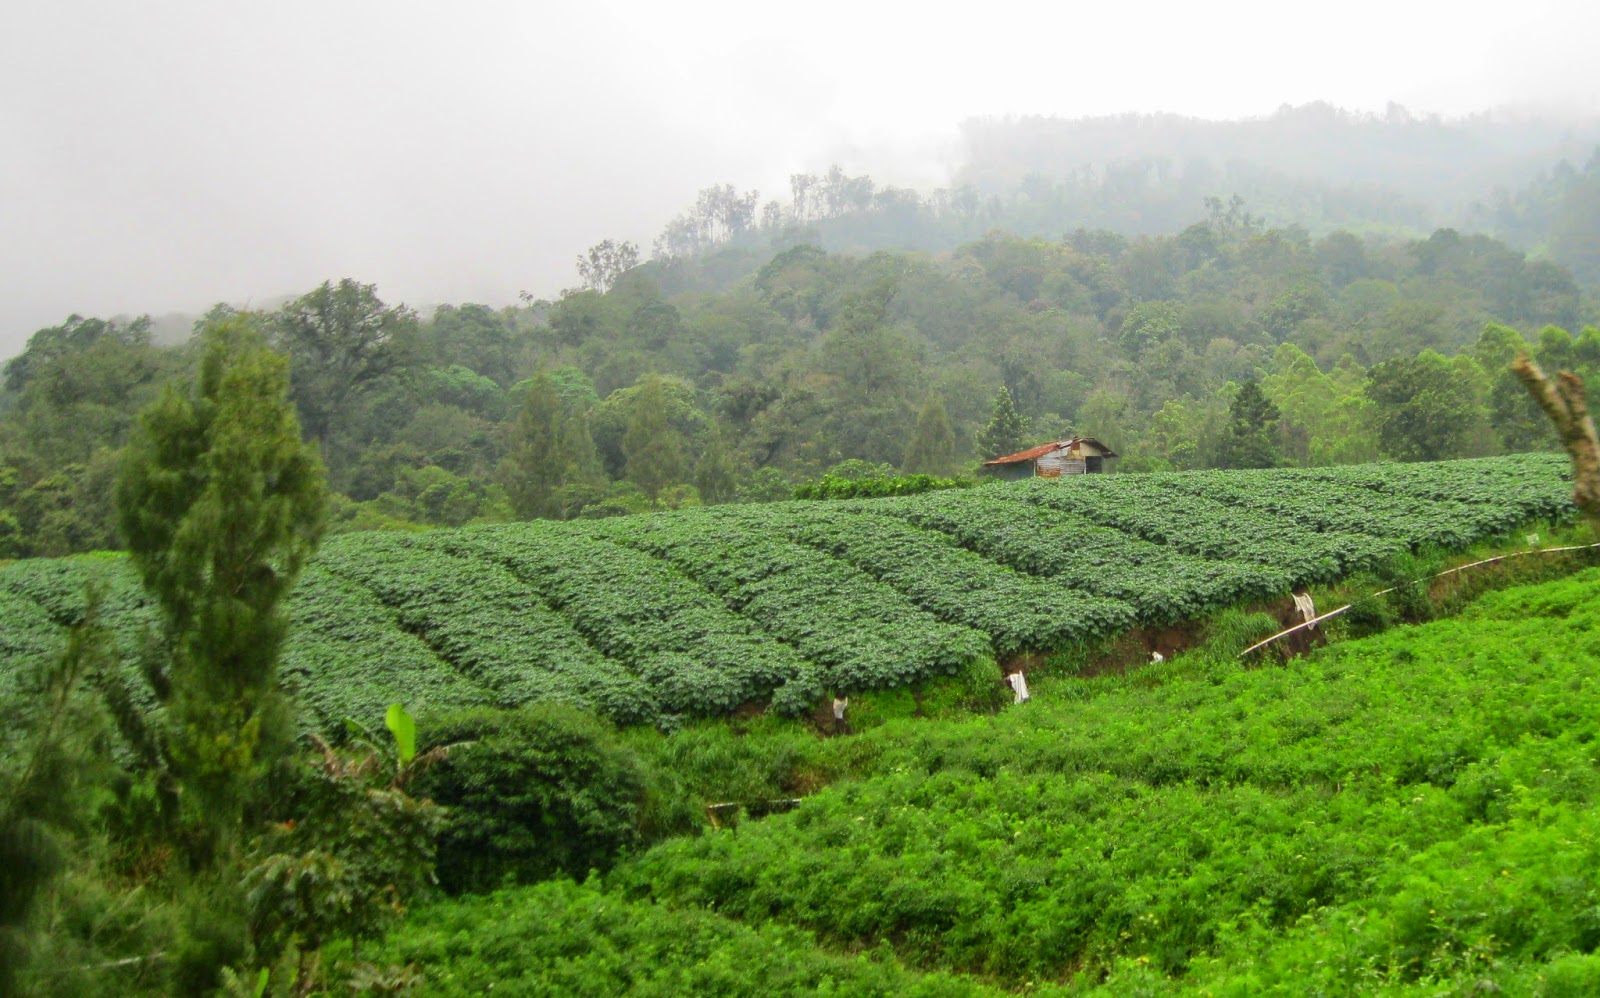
left=559, top=406, right=606, bottom=488
left=576, top=240, right=641, bottom=292
left=3, top=314, right=152, bottom=394
left=694, top=429, right=739, bottom=504
left=902, top=395, right=957, bottom=475
left=268, top=278, right=419, bottom=444
left=623, top=376, right=688, bottom=500
left=978, top=387, right=1027, bottom=460
left=500, top=372, right=566, bottom=519
left=1220, top=380, right=1282, bottom=469
left=1365, top=353, right=1482, bottom=462
left=115, top=318, right=326, bottom=855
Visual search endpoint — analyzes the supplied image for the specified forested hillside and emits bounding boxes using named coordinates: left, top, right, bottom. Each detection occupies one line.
left=3, top=202, right=1595, bottom=558
left=660, top=105, right=1600, bottom=282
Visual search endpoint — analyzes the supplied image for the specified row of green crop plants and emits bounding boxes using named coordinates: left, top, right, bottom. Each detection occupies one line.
left=0, top=454, right=1577, bottom=727
left=370, top=568, right=1600, bottom=995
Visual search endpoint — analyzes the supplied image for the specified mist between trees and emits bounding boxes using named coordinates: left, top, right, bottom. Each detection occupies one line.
left=2, top=179, right=1598, bottom=559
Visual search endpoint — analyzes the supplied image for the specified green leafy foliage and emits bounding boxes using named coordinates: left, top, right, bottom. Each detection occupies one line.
left=597, top=508, right=991, bottom=704
left=777, top=505, right=1134, bottom=653
left=368, top=568, right=1600, bottom=995
left=0, top=595, right=117, bottom=996
left=369, top=880, right=1021, bottom=997
left=0, top=455, right=1579, bottom=729
left=385, top=703, right=416, bottom=765
left=792, top=472, right=974, bottom=500
left=279, top=566, right=485, bottom=731
left=617, top=569, right=1600, bottom=988
left=409, top=705, right=657, bottom=893
left=438, top=525, right=810, bottom=719
left=244, top=727, right=443, bottom=990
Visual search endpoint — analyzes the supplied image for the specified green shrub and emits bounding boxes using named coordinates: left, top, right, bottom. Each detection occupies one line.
left=1340, top=592, right=1393, bottom=636
left=413, top=704, right=655, bottom=892
left=848, top=686, right=920, bottom=729
left=369, top=880, right=1023, bottom=997
left=1378, top=550, right=1443, bottom=623
left=1541, top=953, right=1600, bottom=998
left=919, top=656, right=1006, bottom=718
left=1195, top=609, right=1279, bottom=662
left=792, top=472, right=976, bottom=501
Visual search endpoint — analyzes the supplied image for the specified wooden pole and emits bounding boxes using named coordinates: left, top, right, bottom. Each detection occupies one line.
left=1239, top=543, right=1600, bottom=658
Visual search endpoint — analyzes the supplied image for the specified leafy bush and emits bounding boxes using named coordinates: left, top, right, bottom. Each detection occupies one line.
left=412, top=705, right=660, bottom=893
left=369, top=880, right=1025, bottom=997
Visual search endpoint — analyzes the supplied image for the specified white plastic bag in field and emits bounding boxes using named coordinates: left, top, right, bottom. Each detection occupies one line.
left=1293, top=591, right=1317, bottom=628
left=1007, top=671, right=1030, bottom=704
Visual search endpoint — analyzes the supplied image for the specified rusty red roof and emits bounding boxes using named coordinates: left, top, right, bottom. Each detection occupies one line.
left=984, top=441, right=1066, bottom=465
left=982, top=437, right=1118, bottom=466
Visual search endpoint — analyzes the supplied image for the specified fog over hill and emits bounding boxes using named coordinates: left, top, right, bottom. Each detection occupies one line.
left=4, top=0, right=1600, bottom=359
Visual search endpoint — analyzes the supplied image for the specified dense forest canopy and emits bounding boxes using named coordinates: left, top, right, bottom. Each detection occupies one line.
left=3, top=193, right=1596, bottom=559
left=647, top=107, right=1600, bottom=293
left=6, top=106, right=1600, bottom=560
left=958, top=104, right=1600, bottom=210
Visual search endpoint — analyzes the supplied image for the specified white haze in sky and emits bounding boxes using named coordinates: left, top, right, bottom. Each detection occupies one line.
left=2, top=0, right=1598, bottom=358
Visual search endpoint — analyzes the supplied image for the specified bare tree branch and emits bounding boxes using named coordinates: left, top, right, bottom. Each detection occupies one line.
left=1513, top=353, right=1600, bottom=532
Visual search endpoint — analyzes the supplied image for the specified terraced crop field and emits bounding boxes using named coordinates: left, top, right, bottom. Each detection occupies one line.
left=0, top=454, right=1575, bottom=728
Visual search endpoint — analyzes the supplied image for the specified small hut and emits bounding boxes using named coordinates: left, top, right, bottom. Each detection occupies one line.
left=980, top=437, right=1118, bottom=481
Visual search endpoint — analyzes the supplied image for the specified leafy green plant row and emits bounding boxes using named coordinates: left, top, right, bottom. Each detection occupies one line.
left=881, top=490, right=1285, bottom=624
left=434, top=525, right=814, bottom=719
left=0, top=586, right=59, bottom=701
left=792, top=472, right=976, bottom=501
left=1005, top=474, right=1397, bottom=581
left=0, top=555, right=163, bottom=711
left=316, top=532, right=657, bottom=723
left=278, top=565, right=489, bottom=731
left=741, top=504, right=1136, bottom=654
left=1296, top=452, right=1572, bottom=514
left=590, top=510, right=992, bottom=707
left=0, top=455, right=1580, bottom=728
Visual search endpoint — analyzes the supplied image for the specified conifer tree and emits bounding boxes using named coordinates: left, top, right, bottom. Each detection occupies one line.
left=902, top=394, right=957, bottom=475
left=500, top=372, right=565, bottom=519
left=623, top=376, right=688, bottom=500
left=977, top=387, right=1027, bottom=460
left=694, top=430, right=739, bottom=504
left=1221, top=380, right=1282, bottom=469
left=115, top=318, right=325, bottom=855
left=559, top=406, right=606, bottom=489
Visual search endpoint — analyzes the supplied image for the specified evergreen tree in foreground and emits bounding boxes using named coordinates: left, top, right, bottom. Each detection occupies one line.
left=977, top=387, right=1027, bottom=461
left=903, top=394, right=957, bottom=475
left=116, top=318, right=326, bottom=857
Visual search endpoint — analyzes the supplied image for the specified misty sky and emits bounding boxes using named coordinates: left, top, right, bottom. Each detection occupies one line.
left=3, top=0, right=1599, bottom=360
